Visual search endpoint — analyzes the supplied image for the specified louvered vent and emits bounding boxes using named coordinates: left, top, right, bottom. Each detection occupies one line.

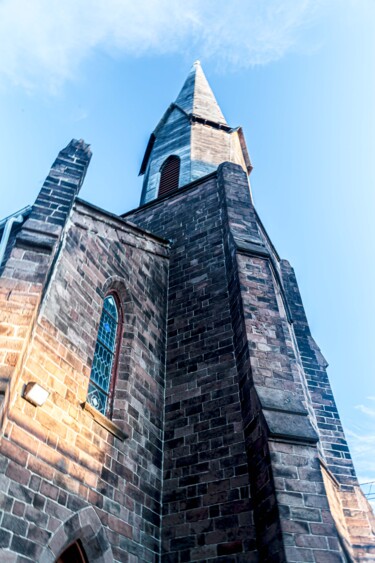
left=158, top=156, right=180, bottom=197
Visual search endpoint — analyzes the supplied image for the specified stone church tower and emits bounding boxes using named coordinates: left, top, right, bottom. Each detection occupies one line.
left=0, top=62, right=374, bottom=562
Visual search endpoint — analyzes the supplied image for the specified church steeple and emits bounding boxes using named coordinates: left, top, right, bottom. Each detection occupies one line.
left=174, top=60, right=227, bottom=124
left=139, top=62, right=252, bottom=205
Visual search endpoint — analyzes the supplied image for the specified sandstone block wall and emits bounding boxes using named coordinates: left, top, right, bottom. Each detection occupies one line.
left=125, top=163, right=357, bottom=561
left=127, top=173, right=258, bottom=561
left=1, top=141, right=374, bottom=562
left=0, top=146, right=169, bottom=561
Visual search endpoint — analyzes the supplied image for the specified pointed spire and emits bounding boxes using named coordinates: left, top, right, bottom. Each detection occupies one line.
left=139, top=62, right=251, bottom=205
left=175, top=61, right=227, bottom=125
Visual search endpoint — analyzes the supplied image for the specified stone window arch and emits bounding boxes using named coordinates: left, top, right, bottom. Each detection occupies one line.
left=87, top=292, right=122, bottom=417
left=158, top=155, right=180, bottom=197
left=56, top=540, right=88, bottom=562
left=40, top=506, right=113, bottom=563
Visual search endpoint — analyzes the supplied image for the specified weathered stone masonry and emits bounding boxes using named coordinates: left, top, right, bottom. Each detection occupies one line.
left=0, top=141, right=170, bottom=562
left=128, top=170, right=258, bottom=561
left=1, top=62, right=375, bottom=562
left=127, top=162, right=372, bottom=562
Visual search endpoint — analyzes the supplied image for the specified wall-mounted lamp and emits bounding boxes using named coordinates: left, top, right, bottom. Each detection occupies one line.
left=23, top=382, right=49, bottom=407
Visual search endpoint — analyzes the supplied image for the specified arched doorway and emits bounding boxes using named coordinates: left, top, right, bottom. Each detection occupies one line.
left=56, top=540, right=88, bottom=563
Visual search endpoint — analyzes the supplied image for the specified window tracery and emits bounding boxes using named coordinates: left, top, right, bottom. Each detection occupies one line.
left=87, top=294, right=120, bottom=416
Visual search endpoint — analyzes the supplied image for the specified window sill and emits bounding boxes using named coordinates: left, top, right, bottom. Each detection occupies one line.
left=81, top=401, right=128, bottom=441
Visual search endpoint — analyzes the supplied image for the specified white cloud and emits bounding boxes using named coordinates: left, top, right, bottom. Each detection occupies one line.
left=356, top=404, right=375, bottom=418
left=346, top=416, right=375, bottom=486
left=345, top=394, right=375, bottom=501
left=0, top=0, right=323, bottom=91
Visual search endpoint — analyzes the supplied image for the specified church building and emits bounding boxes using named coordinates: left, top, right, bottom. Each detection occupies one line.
left=0, top=62, right=374, bottom=562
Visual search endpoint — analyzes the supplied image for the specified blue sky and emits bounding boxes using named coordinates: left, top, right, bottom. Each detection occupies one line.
left=0, top=0, right=374, bottom=489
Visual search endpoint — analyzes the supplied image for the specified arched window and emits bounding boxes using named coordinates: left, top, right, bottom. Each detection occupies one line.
left=87, top=294, right=121, bottom=416
left=158, top=155, right=180, bottom=197
left=56, top=540, right=88, bottom=563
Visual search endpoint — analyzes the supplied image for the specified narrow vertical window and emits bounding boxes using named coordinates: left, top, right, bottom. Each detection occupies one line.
left=158, top=155, right=180, bottom=197
left=87, top=294, right=120, bottom=416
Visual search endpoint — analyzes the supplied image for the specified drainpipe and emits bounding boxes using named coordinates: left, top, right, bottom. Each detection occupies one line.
left=0, top=207, right=29, bottom=267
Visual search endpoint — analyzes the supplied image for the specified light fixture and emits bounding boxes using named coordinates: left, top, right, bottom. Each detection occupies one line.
left=23, top=382, right=49, bottom=406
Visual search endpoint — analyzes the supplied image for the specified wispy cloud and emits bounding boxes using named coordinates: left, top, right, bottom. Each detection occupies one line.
left=356, top=404, right=375, bottom=417
left=0, top=0, right=323, bottom=92
left=346, top=399, right=375, bottom=486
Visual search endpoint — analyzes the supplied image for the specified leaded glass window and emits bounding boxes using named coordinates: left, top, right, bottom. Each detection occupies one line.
left=87, top=295, right=119, bottom=415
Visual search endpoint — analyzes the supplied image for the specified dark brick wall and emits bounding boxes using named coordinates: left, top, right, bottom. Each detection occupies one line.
left=126, top=163, right=352, bottom=562
left=127, top=173, right=257, bottom=561
left=218, top=170, right=285, bottom=561
left=219, top=165, right=349, bottom=562
left=0, top=203, right=169, bottom=561
left=0, top=139, right=170, bottom=561
left=1, top=137, right=374, bottom=562
left=30, top=139, right=91, bottom=228
left=280, top=260, right=375, bottom=557
left=280, top=260, right=356, bottom=486
left=0, top=140, right=91, bottom=425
